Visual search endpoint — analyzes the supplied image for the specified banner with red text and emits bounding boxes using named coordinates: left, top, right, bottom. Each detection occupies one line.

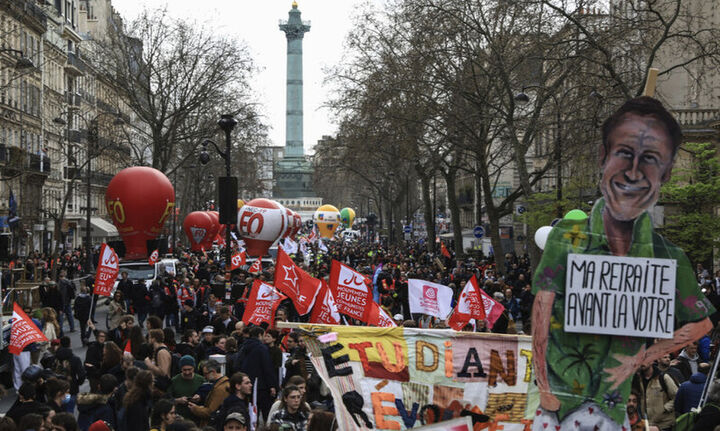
left=242, top=280, right=286, bottom=327
left=408, top=279, right=454, bottom=319
left=94, top=243, right=119, bottom=297
left=300, top=325, right=533, bottom=430
left=9, top=302, right=48, bottom=354
left=329, top=260, right=373, bottom=322
left=309, top=280, right=341, bottom=325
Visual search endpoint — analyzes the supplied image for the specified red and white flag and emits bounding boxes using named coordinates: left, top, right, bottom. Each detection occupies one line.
left=9, top=302, right=47, bottom=355
left=408, top=279, right=454, bottom=319
left=309, top=280, right=340, bottom=325
left=94, top=243, right=119, bottom=297
left=329, top=260, right=373, bottom=323
left=479, top=285, right=506, bottom=329
left=367, top=302, right=397, bottom=328
left=274, top=248, right=321, bottom=315
left=230, top=251, right=246, bottom=270
left=148, top=249, right=159, bottom=266
left=447, top=275, right=487, bottom=331
left=307, top=229, right=317, bottom=243
left=124, top=340, right=132, bottom=355
left=242, top=280, right=286, bottom=327
left=248, top=257, right=262, bottom=274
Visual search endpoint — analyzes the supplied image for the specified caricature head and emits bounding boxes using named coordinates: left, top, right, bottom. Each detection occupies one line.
left=600, top=97, right=681, bottom=222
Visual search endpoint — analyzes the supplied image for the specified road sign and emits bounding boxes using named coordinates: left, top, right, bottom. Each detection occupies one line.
left=516, top=205, right=527, bottom=216
left=403, top=225, right=412, bottom=233
left=473, top=226, right=485, bottom=238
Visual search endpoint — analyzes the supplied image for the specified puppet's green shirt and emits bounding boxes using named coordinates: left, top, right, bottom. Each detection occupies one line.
left=532, top=198, right=714, bottom=423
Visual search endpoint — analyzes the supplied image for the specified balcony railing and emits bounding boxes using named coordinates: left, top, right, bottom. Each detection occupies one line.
left=65, top=52, right=85, bottom=76
left=0, top=145, right=50, bottom=175
left=672, top=108, right=720, bottom=127
left=29, top=153, right=50, bottom=174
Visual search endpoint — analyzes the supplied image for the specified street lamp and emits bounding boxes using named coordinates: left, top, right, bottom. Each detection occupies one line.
left=54, top=111, right=123, bottom=271
left=198, top=114, right=238, bottom=270
left=0, top=48, right=35, bottom=70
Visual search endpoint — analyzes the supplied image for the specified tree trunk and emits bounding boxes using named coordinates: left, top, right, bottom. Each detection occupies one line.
left=478, top=160, right=505, bottom=274
left=444, top=170, right=464, bottom=259
left=419, top=172, right=435, bottom=253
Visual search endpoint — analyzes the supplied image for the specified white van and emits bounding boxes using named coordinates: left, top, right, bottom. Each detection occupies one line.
left=342, top=229, right=361, bottom=242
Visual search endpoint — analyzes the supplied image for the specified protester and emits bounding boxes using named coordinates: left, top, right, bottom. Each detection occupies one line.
left=270, top=385, right=309, bottom=431
left=120, top=370, right=154, bottom=431
left=187, top=359, right=229, bottom=426
left=150, top=399, right=176, bottom=431
left=168, top=356, right=205, bottom=421
left=674, top=362, right=711, bottom=416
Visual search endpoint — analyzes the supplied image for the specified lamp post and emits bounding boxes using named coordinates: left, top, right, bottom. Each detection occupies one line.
left=199, top=114, right=238, bottom=270
left=54, top=111, right=123, bottom=272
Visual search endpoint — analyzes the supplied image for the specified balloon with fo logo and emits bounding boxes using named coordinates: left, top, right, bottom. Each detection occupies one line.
left=314, top=204, right=340, bottom=239
left=183, top=212, right=214, bottom=251
left=105, top=167, right=175, bottom=260
left=237, top=198, right=287, bottom=256
left=339, top=207, right=355, bottom=229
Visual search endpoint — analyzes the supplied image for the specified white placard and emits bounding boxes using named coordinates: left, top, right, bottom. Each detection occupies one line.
left=564, top=254, right=676, bottom=339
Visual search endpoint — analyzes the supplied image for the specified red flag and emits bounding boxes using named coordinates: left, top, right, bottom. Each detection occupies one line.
left=9, top=303, right=47, bottom=355
left=447, top=275, right=487, bottom=331
left=274, top=248, right=321, bottom=315
left=148, top=249, right=159, bottom=266
left=248, top=257, right=262, bottom=274
left=479, top=286, right=506, bottom=329
left=440, top=242, right=451, bottom=258
left=309, top=280, right=340, bottom=325
left=242, top=280, right=286, bottom=327
left=230, top=251, right=246, bottom=270
left=308, top=229, right=317, bottom=243
left=124, top=340, right=132, bottom=354
left=367, top=302, right=397, bottom=328
left=329, top=260, right=373, bottom=323
left=94, top=243, right=119, bottom=297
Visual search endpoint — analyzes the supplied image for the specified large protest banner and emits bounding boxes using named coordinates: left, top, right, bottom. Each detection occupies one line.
left=295, top=324, right=533, bottom=430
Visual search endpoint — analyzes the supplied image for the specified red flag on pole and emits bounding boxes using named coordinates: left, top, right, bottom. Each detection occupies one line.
left=94, top=243, right=120, bottom=297
left=367, top=302, right=397, bottom=328
left=478, top=285, right=506, bottom=329
left=248, top=257, right=262, bottom=274
left=440, top=242, right=451, bottom=258
left=148, top=249, right=159, bottom=266
left=329, top=260, right=373, bottom=323
left=242, top=280, right=286, bottom=327
left=274, top=248, right=321, bottom=315
left=447, top=275, right=487, bottom=331
left=9, top=302, right=47, bottom=355
left=230, top=251, right=246, bottom=270
left=309, top=279, right=340, bottom=325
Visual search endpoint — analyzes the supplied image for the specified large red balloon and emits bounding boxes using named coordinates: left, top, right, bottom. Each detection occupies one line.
left=106, top=167, right=175, bottom=260
left=183, top=211, right=214, bottom=251
left=206, top=211, right=221, bottom=248
left=237, top=198, right=286, bottom=256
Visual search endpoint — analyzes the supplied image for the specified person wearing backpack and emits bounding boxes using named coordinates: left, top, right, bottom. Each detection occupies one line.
left=633, top=362, right=677, bottom=430
left=145, top=329, right=172, bottom=390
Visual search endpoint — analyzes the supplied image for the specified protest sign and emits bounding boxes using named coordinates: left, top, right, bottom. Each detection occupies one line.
left=297, top=325, right=533, bottom=430
left=564, top=253, right=676, bottom=339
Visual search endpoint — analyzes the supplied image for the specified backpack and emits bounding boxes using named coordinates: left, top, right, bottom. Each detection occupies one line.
left=156, top=346, right=182, bottom=377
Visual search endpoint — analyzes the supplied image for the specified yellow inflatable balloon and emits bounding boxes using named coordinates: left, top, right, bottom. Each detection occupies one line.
left=237, top=199, right=245, bottom=209
left=340, top=207, right=355, bottom=228
left=314, top=204, right=340, bottom=238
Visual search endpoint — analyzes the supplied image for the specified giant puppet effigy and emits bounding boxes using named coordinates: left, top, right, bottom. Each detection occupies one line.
left=530, top=95, right=714, bottom=430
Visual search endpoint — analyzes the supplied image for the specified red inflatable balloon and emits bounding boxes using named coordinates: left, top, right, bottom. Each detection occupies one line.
left=105, top=167, right=175, bottom=260
left=183, top=211, right=214, bottom=252
left=282, top=208, right=295, bottom=239
left=206, top=211, right=221, bottom=248
left=237, top=198, right=286, bottom=256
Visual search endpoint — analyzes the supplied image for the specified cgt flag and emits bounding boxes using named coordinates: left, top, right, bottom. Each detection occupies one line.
left=242, top=280, right=286, bottom=327
left=148, top=249, right=159, bottom=266
left=274, top=248, right=321, bottom=315
left=309, top=279, right=340, bottom=325
left=447, top=274, right=487, bottom=330
left=329, top=260, right=373, bottom=323
left=478, top=284, right=506, bottom=329
left=230, top=251, right=246, bottom=270
left=9, top=302, right=47, bottom=355
left=408, top=279, right=454, bottom=319
left=367, top=302, right=397, bottom=327
left=94, top=243, right=119, bottom=297
left=248, top=257, right=262, bottom=274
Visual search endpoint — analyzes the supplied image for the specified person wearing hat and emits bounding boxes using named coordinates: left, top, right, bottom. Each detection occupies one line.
left=180, top=299, right=202, bottom=333
left=223, top=412, right=246, bottom=431
left=393, top=314, right=404, bottom=325
left=200, top=325, right=216, bottom=352
left=168, top=355, right=205, bottom=421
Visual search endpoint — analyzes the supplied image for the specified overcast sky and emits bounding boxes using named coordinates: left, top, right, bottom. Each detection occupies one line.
left=111, top=0, right=379, bottom=154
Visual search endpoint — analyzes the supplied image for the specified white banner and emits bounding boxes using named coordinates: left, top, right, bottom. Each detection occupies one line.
left=564, top=253, right=676, bottom=339
left=408, top=279, right=454, bottom=319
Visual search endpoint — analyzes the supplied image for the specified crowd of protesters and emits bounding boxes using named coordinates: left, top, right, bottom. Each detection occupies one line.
left=2, top=236, right=720, bottom=431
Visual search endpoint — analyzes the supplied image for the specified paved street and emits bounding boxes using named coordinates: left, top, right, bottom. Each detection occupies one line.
left=0, top=303, right=110, bottom=413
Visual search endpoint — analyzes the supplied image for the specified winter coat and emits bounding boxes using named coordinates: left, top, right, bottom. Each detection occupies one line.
left=107, top=299, right=126, bottom=330
left=637, top=369, right=677, bottom=429
left=77, top=393, right=115, bottom=431
left=674, top=372, right=707, bottom=416
left=74, top=293, right=92, bottom=323
left=55, top=346, right=87, bottom=394
left=676, top=350, right=700, bottom=381
left=239, top=337, right=278, bottom=391
left=189, top=375, right=230, bottom=425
